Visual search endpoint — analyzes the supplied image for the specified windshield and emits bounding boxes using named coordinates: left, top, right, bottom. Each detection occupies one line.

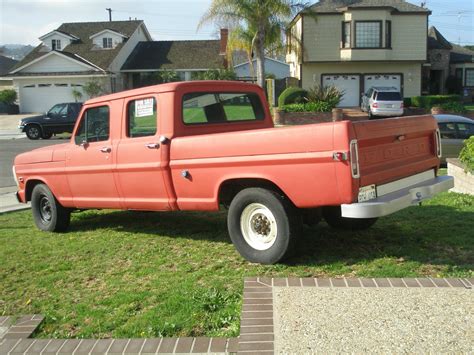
left=376, top=92, right=402, bottom=101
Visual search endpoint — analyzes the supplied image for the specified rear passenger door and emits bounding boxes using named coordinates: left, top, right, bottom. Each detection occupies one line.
left=115, top=95, right=170, bottom=210
left=438, top=122, right=461, bottom=159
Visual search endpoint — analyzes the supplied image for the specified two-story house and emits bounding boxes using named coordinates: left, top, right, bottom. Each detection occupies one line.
left=8, top=20, right=152, bottom=113
left=287, top=0, right=430, bottom=107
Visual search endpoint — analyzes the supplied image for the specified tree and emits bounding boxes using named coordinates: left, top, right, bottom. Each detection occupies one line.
left=71, top=88, right=83, bottom=102
left=83, top=79, right=104, bottom=98
left=199, top=0, right=311, bottom=88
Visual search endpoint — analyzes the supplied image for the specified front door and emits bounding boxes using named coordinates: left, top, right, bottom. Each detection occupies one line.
left=66, top=104, right=121, bottom=209
left=115, top=95, right=170, bottom=210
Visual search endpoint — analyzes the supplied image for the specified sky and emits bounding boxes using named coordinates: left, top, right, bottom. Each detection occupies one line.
left=0, top=0, right=473, bottom=46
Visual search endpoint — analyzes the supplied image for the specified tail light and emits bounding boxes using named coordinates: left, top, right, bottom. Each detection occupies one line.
left=435, top=129, right=442, bottom=158
left=400, top=102, right=404, bottom=109
left=372, top=103, right=378, bottom=108
left=350, top=139, right=360, bottom=178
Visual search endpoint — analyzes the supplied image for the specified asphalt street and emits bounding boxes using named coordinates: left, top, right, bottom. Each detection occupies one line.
left=0, top=137, right=68, bottom=187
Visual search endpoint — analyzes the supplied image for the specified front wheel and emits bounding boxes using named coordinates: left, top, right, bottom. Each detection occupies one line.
left=227, top=188, right=301, bottom=264
left=323, top=206, right=378, bottom=230
left=31, top=183, right=71, bottom=232
left=25, top=125, right=41, bottom=140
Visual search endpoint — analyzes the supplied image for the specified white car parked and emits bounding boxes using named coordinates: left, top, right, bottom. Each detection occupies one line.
left=361, top=86, right=404, bottom=119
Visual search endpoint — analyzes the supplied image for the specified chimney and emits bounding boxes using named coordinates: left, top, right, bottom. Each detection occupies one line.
left=220, top=28, right=228, bottom=55
left=220, top=28, right=229, bottom=69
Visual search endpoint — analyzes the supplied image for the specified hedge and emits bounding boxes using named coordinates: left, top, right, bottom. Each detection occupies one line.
left=280, top=101, right=333, bottom=113
left=0, top=89, right=17, bottom=105
left=410, top=95, right=461, bottom=109
left=278, top=87, right=308, bottom=107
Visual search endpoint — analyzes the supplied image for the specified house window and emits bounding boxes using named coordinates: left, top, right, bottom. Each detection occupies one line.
left=103, top=37, right=113, bottom=49
left=52, top=39, right=61, bottom=50
left=385, top=21, right=392, bottom=48
left=465, top=69, right=474, bottom=87
left=342, top=22, right=351, bottom=48
left=355, top=21, right=382, bottom=48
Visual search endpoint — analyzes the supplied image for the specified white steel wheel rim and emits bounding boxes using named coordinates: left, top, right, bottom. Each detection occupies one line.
left=240, top=203, right=278, bottom=251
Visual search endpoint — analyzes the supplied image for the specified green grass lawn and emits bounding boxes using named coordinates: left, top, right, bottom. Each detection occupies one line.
left=464, top=104, right=474, bottom=111
left=1, top=192, right=473, bottom=339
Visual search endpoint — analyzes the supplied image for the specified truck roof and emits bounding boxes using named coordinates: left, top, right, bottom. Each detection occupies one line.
left=85, top=80, right=263, bottom=105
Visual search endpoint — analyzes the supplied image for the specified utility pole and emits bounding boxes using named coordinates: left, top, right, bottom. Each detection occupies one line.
left=106, top=8, right=112, bottom=22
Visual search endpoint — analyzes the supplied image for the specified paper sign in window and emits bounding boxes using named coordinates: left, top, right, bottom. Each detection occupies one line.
left=135, top=98, right=154, bottom=117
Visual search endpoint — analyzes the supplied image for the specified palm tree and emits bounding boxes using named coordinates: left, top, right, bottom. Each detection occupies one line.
left=199, top=0, right=310, bottom=88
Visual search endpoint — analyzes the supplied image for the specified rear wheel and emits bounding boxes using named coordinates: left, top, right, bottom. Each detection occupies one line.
left=368, top=109, right=374, bottom=120
left=323, top=206, right=378, bottom=231
left=227, top=188, right=301, bottom=264
left=31, top=183, right=71, bottom=232
left=25, top=124, right=41, bottom=140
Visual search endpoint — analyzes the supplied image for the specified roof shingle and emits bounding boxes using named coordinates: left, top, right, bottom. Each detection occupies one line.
left=309, top=0, right=430, bottom=13
left=121, top=40, right=225, bottom=71
left=9, top=20, right=144, bottom=74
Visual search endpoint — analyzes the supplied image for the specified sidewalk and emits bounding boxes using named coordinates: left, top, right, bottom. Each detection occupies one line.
left=0, top=186, right=30, bottom=214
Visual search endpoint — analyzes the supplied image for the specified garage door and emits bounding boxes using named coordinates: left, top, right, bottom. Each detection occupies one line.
left=19, top=80, right=85, bottom=113
left=322, top=74, right=360, bottom=107
left=364, top=74, right=401, bottom=93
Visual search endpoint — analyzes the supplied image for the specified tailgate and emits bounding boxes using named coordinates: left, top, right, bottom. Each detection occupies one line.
left=353, top=115, right=440, bottom=187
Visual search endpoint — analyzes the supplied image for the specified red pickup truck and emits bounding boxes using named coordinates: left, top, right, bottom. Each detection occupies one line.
left=14, top=81, right=454, bottom=264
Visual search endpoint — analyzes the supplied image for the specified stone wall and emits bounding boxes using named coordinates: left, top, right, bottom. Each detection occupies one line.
left=447, top=158, right=474, bottom=195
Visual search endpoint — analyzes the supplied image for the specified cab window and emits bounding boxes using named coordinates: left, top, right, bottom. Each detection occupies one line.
left=48, top=104, right=67, bottom=115
left=74, top=106, right=110, bottom=144
left=182, top=92, right=264, bottom=124
left=127, top=97, right=157, bottom=138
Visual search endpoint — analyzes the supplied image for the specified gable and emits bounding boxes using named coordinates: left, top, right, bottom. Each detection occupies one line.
left=16, top=52, right=97, bottom=74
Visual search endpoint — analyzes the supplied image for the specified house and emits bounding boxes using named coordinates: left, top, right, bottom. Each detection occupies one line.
left=449, top=44, right=474, bottom=98
left=0, top=55, right=18, bottom=90
left=121, top=29, right=229, bottom=86
left=8, top=20, right=151, bottom=113
left=287, top=0, right=430, bottom=107
left=424, top=26, right=474, bottom=98
left=234, top=57, right=290, bottom=80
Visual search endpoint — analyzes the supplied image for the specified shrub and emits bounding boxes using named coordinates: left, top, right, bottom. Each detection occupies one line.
left=440, top=101, right=467, bottom=114
left=0, top=89, right=17, bottom=104
left=278, top=87, right=308, bottom=107
left=306, top=84, right=343, bottom=108
left=411, top=95, right=461, bottom=109
left=403, top=97, right=412, bottom=107
left=192, top=69, right=237, bottom=81
left=280, top=101, right=333, bottom=113
left=459, top=136, right=474, bottom=174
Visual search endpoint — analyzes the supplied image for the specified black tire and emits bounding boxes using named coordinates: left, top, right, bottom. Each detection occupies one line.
left=42, top=132, right=53, bottom=139
left=31, top=184, right=71, bottom=232
left=368, top=109, right=374, bottom=120
left=323, top=206, right=377, bottom=231
left=227, top=188, right=301, bottom=264
left=25, top=124, right=42, bottom=140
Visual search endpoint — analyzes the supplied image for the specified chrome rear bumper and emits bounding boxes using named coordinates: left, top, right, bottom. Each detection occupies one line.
left=341, top=175, right=454, bottom=219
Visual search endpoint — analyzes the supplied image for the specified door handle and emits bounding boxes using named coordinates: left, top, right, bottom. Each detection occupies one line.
left=145, top=143, right=160, bottom=149
left=100, top=147, right=111, bottom=153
